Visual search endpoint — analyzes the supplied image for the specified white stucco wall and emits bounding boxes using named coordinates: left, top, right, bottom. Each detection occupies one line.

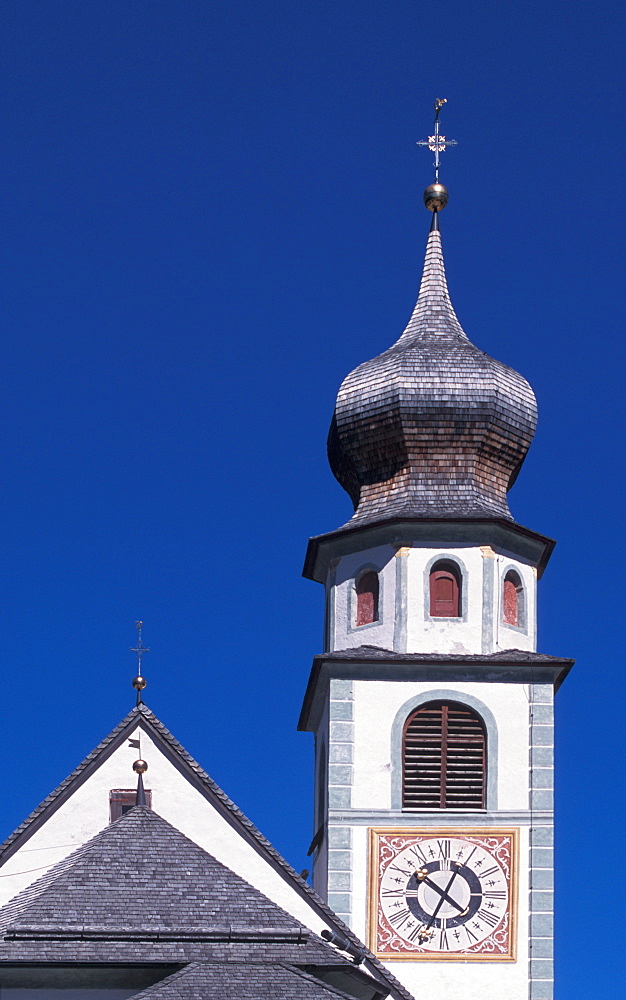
left=348, top=823, right=531, bottom=1000
left=330, top=543, right=537, bottom=655
left=343, top=678, right=533, bottom=1000
left=351, top=679, right=530, bottom=811
left=333, top=544, right=397, bottom=652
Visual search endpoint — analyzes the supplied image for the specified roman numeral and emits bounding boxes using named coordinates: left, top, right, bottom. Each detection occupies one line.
left=409, top=844, right=429, bottom=865
left=463, top=846, right=477, bottom=865
left=464, top=924, right=479, bottom=943
left=483, top=890, right=506, bottom=900
left=439, top=921, right=449, bottom=950
left=476, top=907, right=500, bottom=928
left=388, top=907, right=411, bottom=928
left=389, top=864, right=412, bottom=877
left=478, top=866, right=500, bottom=880
left=382, top=888, right=405, bottom=897
left=407, top=923, right=425, bottom=943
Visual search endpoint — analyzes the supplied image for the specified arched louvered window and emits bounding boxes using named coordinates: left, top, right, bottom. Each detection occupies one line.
left=355, top=570, right=379, bottom=626
left=429, top=561, right=461, bottom=617
left=402, top=701, right=486, bottom=809
left=503, top=570, right=524, bottom=628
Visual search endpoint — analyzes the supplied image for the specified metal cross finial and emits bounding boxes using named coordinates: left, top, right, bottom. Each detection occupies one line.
left=416, top=98, right=457, bottom=182
left=131, top=620, right=150, bottom=672
left=130, top=620, right=150, bottom=704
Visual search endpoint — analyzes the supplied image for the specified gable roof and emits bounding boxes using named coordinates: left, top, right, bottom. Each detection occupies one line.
left=0, top=807, right=390, bottom=1000
left=0, top=706, right=414, bottom=1000
left=127, top=961, right=366, bottom=1000
left=0, top=807, right=307, bottom=940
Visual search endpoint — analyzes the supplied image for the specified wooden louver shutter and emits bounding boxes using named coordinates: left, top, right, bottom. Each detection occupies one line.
left=402, top=701, right=486, bottom=809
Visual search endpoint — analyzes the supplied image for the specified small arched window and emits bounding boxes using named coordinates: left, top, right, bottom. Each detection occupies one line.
left=403, top=701, right=486, bottom=809
left=355, top=570, right=379, bottom=627
left=503, top=570, right=524, bottom=628
left=429, top=561, right=461, bottom=617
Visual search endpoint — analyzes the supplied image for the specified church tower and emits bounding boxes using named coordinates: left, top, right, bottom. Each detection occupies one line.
left=299, top=107, right=572, bottom=1000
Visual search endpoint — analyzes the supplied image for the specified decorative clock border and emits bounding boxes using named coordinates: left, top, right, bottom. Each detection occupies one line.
left=367, top=827, right=519, bottom=962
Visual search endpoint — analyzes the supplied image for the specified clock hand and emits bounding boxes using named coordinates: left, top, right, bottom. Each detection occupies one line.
left=415, top=875, right=466, bottom=914
left=425, top=870, right=461, bottom=930
left=414, top=865, right=467, bottom=914
left=414, top=870, right=462, bottom=947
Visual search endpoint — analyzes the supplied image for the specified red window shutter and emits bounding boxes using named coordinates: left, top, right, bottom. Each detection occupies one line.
left=430, top=568, right=460, bottom=617
left=503, top=577, right=518, bottom=625
left=356, top=571, right=379, bottom=626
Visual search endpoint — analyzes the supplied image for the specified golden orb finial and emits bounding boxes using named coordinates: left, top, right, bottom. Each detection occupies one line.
left=133, top=758, right=148, bottom=775
left=423, top=183, right=449, bottom=212
left=132, top=675, right=147, bottom=691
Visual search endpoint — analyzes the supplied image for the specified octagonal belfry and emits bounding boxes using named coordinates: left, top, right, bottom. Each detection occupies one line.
left=327, top=213, right=538, bottom=525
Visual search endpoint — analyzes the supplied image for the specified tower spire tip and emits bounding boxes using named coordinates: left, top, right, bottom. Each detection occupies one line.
left=416, top=98, right=457, bottom=194
left=130, top=620, right=150, bottom=706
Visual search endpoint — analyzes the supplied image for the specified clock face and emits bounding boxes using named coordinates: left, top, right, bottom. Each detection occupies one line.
left=369, top=828, right=517, bottom=961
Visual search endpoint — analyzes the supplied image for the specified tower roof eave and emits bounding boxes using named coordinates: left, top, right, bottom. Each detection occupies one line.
left=303, top=516, right=556, bottom=584
left=298, top=649, right=574, bottom=733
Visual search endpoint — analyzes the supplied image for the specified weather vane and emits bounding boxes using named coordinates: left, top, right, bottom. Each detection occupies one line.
left=130, top=620, right=149, bottom=705
left=416, top=98, right=457, bottom=183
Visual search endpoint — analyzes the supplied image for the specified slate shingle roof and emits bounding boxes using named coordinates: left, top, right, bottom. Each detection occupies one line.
left=327, top=218, right=537, bottom=526
left=0, top=807, right=308, bottom=943
left=0, top=808, right=391, bottom=998
left=127, top=961, right=364, bottom=1000
left=314, top=645, right=574, bottom=664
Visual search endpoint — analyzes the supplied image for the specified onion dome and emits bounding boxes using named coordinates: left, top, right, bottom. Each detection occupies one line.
left=327, top=208, right=537, bottom=524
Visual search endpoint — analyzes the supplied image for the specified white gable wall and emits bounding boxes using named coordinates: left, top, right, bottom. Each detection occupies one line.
left=0, top=723, right=332, bottom=940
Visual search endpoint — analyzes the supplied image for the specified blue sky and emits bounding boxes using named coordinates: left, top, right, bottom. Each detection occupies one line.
left=0, top=2, right=623, bottom=995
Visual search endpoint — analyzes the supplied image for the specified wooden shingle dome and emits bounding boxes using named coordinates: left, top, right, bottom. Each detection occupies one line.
left=327, top=213, right=537, bottom=524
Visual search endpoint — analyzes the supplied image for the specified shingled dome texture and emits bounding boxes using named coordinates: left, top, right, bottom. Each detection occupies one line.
left=327, top=221, right=537, bottom=524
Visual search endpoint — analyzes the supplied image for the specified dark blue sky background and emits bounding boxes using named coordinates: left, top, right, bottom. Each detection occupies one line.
left=0, top=3, right=623, bottom=995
